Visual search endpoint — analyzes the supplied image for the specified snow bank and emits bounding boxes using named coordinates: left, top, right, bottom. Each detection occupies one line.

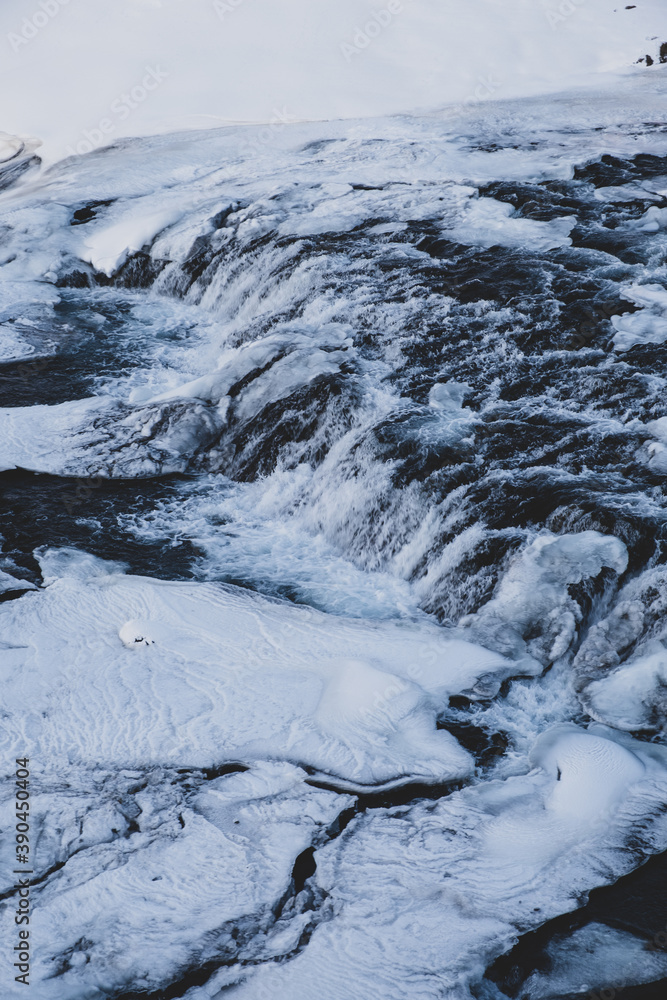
left=80, top=206, right=187, bottom=276
left=0, top=761, right=352, bottom=999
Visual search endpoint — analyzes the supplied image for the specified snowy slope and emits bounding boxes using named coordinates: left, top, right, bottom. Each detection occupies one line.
left=0, top=0, right=666, bottom=163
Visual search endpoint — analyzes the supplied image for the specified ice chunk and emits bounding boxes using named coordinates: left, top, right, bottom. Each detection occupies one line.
left=441, top=197, right=575, bottom=251
left=519, top=922, right=667, bottom=999
left=80, top=207, right=186, bottom=276
left=612, top=312, right=667, bottom=352
left=612, top=282, right=667, bottom=351
left=642, top=415, right=667, bottom=474
left=461, top=531, right=628, bottom=665
left=593, top=184, right=665, bottom=203
left=633, top=205, right=667, bottom=233
left=0, top=567, right=35, bottom=595
left=583, top=640, right=667, bottom=732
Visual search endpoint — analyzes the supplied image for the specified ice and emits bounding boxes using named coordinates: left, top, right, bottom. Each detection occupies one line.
left=634, top=205, right=667, bottom=233
left=0, top=396, right=118, bottom=475
left=80, top=206, right=187, bottom=277
left=1, top=56, right=667, bottom=1000
left=461, top=531, right=628, bottom=665
left=583, top=640, right=667, bottom=733
left=642, top=416, right=667, bottom=474
left=0, top=761, right=352, bottom=999
left=0, top=133, right=24, bottom=163
left=621, top=283, right=667, bottom=312
left=612, top=312, right=667, bottom=352
left=222, top=726, right=667, bottom=1000
left=594, top=183, right=666, bottom=203
left=572, top=559, right=667, bottom=729
left=517, top=922, right=667, bottom=998
left=440, top=197, right=575, bottom=251
left=0, top=567, right=35, bottom=595
left=612, top=283, right=667, bottom=352
left=0, top=548, right=522, bottom=786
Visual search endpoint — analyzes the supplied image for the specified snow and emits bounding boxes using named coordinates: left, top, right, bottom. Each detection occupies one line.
left=1, top=11, right=667, bottom=994
left=80, top=207, right=187, bottom=276
left=3, top=566, right=665, bottom=1000
left=0, top=0, right=666, bottom=166
left=0, top=548, right=523, bottom=787
left=612, top=283, right=667, bottom=352
left=584, top=640, right=667, bottom=732
left=0, top=567, right=35, bottom=594
left=0, top=760, right=353, bottom=999
left=440, top=197, right=576, bottom=251
left=642, top=416, right=667, bottom=474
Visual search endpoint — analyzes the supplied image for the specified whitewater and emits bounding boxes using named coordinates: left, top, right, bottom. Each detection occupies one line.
left=1, top=11, right=667, bottom=997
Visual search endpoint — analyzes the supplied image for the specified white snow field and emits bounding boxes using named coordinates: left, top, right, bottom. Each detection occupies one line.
left=0, top=0, right=666, bottom=164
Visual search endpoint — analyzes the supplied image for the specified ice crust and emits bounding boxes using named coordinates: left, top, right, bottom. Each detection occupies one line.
left=0, top=761, right=353, bottom=999
left=1, top=542, right=660, bottom=998
left=0, top=548, right=523, bottom=785
left=517, top=922, right=667, bottom=998
left=2, top=548, right=666, bottom=1000
left=217, top=727, right=667, bottom=1000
